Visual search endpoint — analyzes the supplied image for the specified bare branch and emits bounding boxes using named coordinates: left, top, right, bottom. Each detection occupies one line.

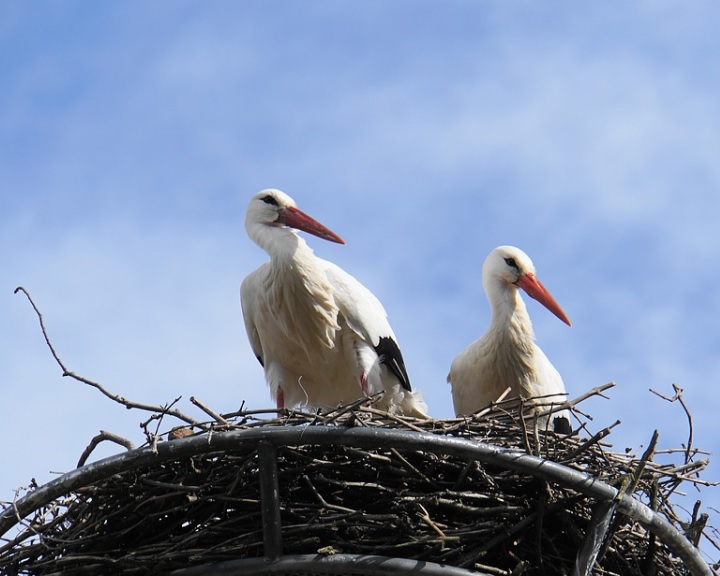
left=650, top=384, right=694, bottom=466
left=534, top=381, right=617, bottom=421
left=15, top=286, right=203, bottom=429
left=190, top=396, right=229, bottom=425
left=628, top=429, right=660, bottom=494
left=14, top=287, right=69, bottom=373
left=561, top=420, right=621, bottom=463
left=77, top=431, right=135, bottom=468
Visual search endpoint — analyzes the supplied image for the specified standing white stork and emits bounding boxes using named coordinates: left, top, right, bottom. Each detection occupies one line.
left=240, top=189, right=428, bottom=417
left=448, top=246, right=572, bottom=433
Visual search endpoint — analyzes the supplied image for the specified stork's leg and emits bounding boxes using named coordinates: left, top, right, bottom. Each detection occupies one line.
left=276, top=388, right=285, bottom=409
left=359, top=372, right=370, bottom=397
left=352, top=339, right=371, bottom=396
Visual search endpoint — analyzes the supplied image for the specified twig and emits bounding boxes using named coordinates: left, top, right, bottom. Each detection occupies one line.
left=627, top=429, right=660, bottom=494
left=568, top=381, right=616, bottom=405
left=650, top=384, right=694, bottom=466
left=139, top=396, right=186, bottom=445
left=684, top=501, right=709, bottom=548
left=662, top=459, right=711, bottom=476
left=77, top=431, right=135, bottom=467
left=302, top=475, right=356, bottom=514
left=416, top=503, right=455, bottom=542
left=321, top=394, right=381, bottom=424
left=534, top=382, right=616, bottom=421
left=358, top=407, right=429, bottom=433
left=641, top=479, right=659, bottom=574
left=561, top=421, right=621, bottom=463
left=389, top=448, right=437, bottom=486
left=475, top=387, right=513, bottom=419
left=190, top=396, right=229, bottom=425
left=517, top=399, right=533, bottom=456
left=15, top=286, right=203, bottom=428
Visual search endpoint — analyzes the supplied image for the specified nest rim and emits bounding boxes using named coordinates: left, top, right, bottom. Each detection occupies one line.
left=0, top=424, right=713, bottom=576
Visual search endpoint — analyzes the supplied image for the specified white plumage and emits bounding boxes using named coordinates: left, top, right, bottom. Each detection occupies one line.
left=448, top=246, right=572, bottom=433
left=241, top=189, right=428, bottom=417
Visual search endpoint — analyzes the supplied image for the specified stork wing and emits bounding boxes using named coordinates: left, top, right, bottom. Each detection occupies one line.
left=532, top=345, right=568, bottom=400
left=240, top=269, right=266, bottom=368
left=533, top=345, right=571, bottom=433
left=320, top=260, right=412, bottom=391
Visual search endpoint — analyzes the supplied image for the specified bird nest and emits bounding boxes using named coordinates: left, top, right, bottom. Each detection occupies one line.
left=0, top=385, right=717, bottom=576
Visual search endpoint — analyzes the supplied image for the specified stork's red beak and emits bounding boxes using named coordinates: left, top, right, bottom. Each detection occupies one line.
left=281, top=206, right=346, bottom=244
left=516, top=273, right=572, bottom=326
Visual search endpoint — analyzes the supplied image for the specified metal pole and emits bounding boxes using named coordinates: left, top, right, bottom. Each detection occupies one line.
left=166, top=553, right=496, bottom=576
left=257, top=440, right=283, bottom=560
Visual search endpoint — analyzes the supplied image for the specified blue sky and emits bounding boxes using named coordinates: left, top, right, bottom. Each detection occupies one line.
left=2, top=1, right=719, bottom=561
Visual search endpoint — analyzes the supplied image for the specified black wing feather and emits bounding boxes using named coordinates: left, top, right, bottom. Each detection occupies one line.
left=553, top=415, right=572, bottom=435
left=374, top=336, right=412, bottom=392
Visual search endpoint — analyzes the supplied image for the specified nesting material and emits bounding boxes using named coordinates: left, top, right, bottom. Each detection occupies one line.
left=0, top=398, right=715, bottom=576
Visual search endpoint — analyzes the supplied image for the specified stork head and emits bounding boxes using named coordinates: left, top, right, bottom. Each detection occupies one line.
left=483, top=245, right=571, bottom=326
left=245, top=189, right=345, bottom=245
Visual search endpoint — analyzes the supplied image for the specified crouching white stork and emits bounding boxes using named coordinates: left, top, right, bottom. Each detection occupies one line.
left=448, top=246, right=572, bottom=433
left=240, top=189, right=428, bottom=417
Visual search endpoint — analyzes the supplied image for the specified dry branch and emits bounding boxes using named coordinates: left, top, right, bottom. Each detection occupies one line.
left=14, top=286, right=204, bottom=429
left=76, top=430, right=135, bottom=468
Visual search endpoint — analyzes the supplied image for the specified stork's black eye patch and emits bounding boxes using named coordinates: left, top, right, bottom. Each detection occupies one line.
left=261, top=195, right=280, bottom=206
left=504, top=257, right=519, bottom=270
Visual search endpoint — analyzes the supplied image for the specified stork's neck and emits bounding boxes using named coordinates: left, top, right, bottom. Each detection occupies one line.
left=485, top=278, right=535, bottom=350
left=248, top=222, right=314, bottom=264
left=248, top=221, right=340, bottom=355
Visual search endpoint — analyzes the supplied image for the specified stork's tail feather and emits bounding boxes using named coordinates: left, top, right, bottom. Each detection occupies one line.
left=372, top=385, right=429, bottom=418
left=398, top=390, right=429, bottom=419
left=552, top=414, right=572, bottom=435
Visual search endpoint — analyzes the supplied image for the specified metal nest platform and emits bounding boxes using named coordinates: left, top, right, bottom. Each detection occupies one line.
left=0, top=405, right=716, bottom=576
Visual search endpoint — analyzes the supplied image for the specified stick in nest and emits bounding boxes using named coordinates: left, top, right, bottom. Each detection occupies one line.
left=77, top=430, right=136, bottom=467
left=14, top=286, right=203, bottom=429
left=650, top=384, right=694, bottom=467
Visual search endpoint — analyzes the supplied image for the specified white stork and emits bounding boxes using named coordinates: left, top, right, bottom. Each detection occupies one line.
left=448, top=246, right=572, bottom=433
left=240, top=189, right=428, bottom=417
